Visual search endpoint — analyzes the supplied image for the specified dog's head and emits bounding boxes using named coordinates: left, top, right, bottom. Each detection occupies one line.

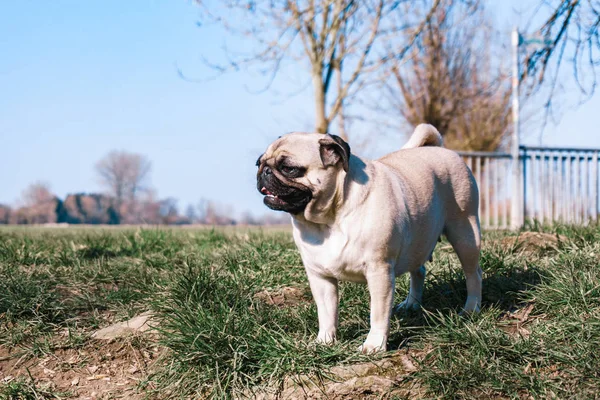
left=256, top=133, right=350, bottom=218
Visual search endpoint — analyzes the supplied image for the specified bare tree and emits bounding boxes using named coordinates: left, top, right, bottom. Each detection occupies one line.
left=239, top=211, right=259, bottom=225
left=22, top=181, right=55, bottom=207
left=17, top=182, right=58, bottom=224
left=197, top=198, right=236, bottom=225
left=0, top=204, right=11, bottom=224
left=95, top=151, right=151, bottom=221
left=138, top=189, right=162, bottom=224
left=387, top=2, right=513, bottom=151
left=159, top=198, right=180, bottom=225
left=521, top=0, right=600, bottom=101
left=185, top=204, right=198, bottom=224
left=194, top=0, right=445, bottom=139
left=239, top=210, right=291, bottom=225
left=260, top=212, right=293, bottom=225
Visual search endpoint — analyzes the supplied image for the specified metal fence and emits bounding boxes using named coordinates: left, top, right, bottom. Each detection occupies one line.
left=458, top=146, right=600, bottom=229
left=459, top=151, right=513, bottom=230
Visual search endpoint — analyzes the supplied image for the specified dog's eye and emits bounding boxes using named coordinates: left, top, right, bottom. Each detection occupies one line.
left=281, top=166, right=298, bottom=174
left=280, top=165, right=304, bottom=177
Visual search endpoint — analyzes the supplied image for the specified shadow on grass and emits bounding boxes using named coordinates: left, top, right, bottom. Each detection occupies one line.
left=386, top=261, right=545, bottom=351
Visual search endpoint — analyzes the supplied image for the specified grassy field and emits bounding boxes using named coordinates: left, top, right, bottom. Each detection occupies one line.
left=0, top=224, right=599, bottom=399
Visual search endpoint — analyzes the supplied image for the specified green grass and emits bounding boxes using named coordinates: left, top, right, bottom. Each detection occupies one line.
left=1, top=224, right=600, bottom=398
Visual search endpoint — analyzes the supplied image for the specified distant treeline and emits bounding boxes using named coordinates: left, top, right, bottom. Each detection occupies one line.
left=3, top=151, right=289, bottom=226
left=0, top=193, right=116, bottom=225
left=0, top=192, right=288, bottom=226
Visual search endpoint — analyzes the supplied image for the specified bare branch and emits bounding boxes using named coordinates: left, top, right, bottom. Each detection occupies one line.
left=95, top=150, right=152, bottom=221
left=521, top=0, right=600, bottom=98
left=327, top=0, right=384, bottom=124
left=192, top=0, right=449, bottom=138
left=384, top=1, right=514, bottom=151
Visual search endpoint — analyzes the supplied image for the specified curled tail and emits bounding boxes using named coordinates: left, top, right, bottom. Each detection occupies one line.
left=401, top=124, right=443, bottom=149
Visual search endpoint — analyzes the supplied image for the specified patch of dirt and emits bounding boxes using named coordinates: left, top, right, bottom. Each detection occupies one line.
left=1, top=338, right=163, bottom=399
left=243, top=352, right=425, bottom=399
left=254, top=287, right=310, bottom=307
left=498, top=303, right=546, bottom=339
left=0, top=314, right=164, bottom=399
left=500, top=232, right=567, bottom=254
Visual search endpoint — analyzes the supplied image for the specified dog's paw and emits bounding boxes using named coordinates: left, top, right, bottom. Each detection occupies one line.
left=394, top=299, right=421, bottom=314
left=357, top=343, right=386, bottom=354
left=358, top=333, right=387, bottom=354
left=459, top=305, right=481, bottom=316
left=316, top=330, right=337, bottom=345
left=459, top=296, right=481, bottom=315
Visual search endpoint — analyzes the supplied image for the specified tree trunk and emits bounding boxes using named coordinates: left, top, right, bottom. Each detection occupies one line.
left=313, top=72, right=328, bottom=134
left=336, top=66, right=348, bottom=141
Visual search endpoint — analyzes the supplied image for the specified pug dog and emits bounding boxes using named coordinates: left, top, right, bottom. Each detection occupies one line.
left=256, top=124, right=481, bottom=353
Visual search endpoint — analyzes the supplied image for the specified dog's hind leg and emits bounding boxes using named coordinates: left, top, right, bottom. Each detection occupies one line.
left=395, top=265, right=426, bottom=312
left=444, top=215, right=482, bottom=313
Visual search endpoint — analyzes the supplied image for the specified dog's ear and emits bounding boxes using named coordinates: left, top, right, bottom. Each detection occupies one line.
left=319, top=134, right=351, bottom=172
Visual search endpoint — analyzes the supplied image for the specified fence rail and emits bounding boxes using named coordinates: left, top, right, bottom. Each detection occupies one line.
left=458, top=146, right=600, bottom=229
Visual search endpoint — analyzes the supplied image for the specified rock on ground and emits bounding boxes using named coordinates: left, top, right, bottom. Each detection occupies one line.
left=91, top=311, right=155, bottom=340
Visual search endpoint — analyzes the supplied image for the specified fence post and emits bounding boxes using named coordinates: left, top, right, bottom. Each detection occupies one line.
left=510, top=27, right=523, bottom=230
left=484, top=157, right=490, bottom=229
left=522, top=148, right=528, bottom=223
left=594, top=151, right=599, bottom=223
left=476, top=157, right=481, bottom=222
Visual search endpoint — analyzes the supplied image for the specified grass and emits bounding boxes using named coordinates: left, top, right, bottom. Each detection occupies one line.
left=0, top=224, right=599, bottom=398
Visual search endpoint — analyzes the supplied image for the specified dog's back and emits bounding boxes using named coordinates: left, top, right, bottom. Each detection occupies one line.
left=378, top=146, right=478, bottom=220
left=379, top=124, right=478, bottom=219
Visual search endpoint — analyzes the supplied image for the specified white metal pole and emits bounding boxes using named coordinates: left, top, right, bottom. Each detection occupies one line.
left=510, top=27, right=522, bottom=230
left=594, top=151, right=599, bottom=223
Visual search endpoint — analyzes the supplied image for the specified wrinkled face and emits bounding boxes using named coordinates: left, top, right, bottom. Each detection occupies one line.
left=256, top=133, right=350, bottom=215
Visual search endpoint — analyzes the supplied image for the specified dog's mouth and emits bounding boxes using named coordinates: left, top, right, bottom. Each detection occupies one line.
left=260, top=186, right=276, bottom=197
left=260, top=186, right=289, bottom=207
left=258, top=180, right=312, bottom=214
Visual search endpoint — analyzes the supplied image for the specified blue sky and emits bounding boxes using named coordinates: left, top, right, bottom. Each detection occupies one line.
left=1, top=1, right=599, bottom=217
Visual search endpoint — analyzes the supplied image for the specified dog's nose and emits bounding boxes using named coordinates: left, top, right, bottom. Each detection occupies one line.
left=263, top=166, right=272, bottom=176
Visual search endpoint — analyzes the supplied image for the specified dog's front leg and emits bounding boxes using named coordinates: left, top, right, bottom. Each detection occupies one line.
left=360, top=266, right=395, bottom=353
left=306, top=270, right=339, bottom=344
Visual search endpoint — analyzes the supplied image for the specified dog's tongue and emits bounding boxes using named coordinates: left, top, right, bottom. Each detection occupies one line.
left=261, top=187, right=274, bottom=196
